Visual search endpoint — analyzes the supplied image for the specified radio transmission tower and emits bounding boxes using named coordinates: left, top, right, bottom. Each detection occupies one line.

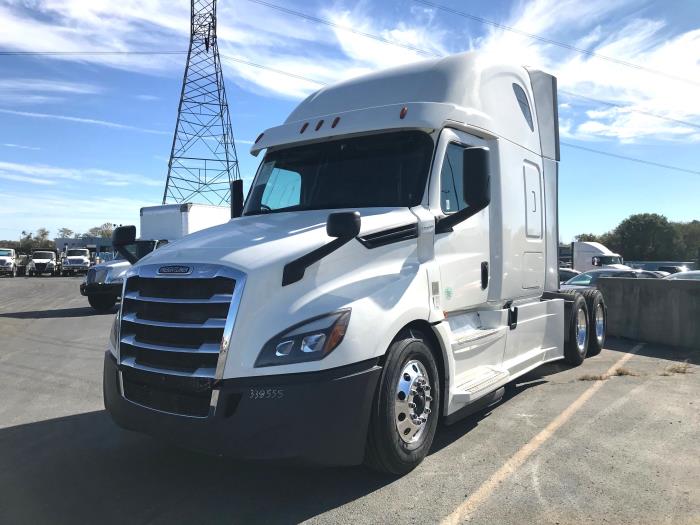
left=163, top=0, right=240, bottom=205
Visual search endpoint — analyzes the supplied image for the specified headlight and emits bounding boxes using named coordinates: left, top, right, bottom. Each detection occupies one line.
left=47, top=261, right=54, bottom=267
left=254, top=309, right=351, bottom=368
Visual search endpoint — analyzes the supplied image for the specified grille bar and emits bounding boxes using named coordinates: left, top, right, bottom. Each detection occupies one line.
left=123, top=290, right=233, bottom=304
left=120, top=335, right=220, bottom=354
left=121, top=357, right=216, bottom=378
left=121, top=312, right=226, bottom=329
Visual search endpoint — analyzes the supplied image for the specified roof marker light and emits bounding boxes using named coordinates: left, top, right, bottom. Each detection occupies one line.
left=331, top=116, right=340, bottom=128
left=315, top=119, right=324, bottom=131
left=300, top=122, right=309, bottom=133
left=254, top=132, right=264, bottom=144
left=400, top=106, right=408, bottom=119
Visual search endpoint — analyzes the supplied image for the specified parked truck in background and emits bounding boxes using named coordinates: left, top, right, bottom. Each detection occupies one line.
left=0, top=248, right=18, bottom=277
left=61, top=248, right=91, bottom=276
left=27, top=250, right=62, bottom=277
left=104, top=52, right=607, bottom=475
left=82, top=203, right=230, bottom=312
left=572, top=241, right=629, bottom=273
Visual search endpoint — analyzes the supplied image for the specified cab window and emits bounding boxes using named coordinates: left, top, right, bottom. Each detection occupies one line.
left=440, top=143, right=467, bottom=213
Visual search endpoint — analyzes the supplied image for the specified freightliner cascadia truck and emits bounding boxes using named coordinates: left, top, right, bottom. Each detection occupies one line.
left=104, top=52, right=607, bottom=475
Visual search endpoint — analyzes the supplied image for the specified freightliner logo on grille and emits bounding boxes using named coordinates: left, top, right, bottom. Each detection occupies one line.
left=157, top=265, right=191, bottom=274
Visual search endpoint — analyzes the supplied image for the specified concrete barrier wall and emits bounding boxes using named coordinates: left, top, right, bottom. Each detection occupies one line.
left=597, top=278, right=700, bottom=349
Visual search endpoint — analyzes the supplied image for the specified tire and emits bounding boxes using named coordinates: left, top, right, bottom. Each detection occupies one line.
left=88, top=294, right=117, bottom=312
left=10, top=266, right=16, bottom=278
left=581, top=289, right=605, bottom=356
left=563, top=293, right=589, bottom=366
left=365, top=329, right=441, bottom=475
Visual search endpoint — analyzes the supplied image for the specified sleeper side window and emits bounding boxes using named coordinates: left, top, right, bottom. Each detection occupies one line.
left=440, top=143, right=467, bottom=213
left=513, top=83, right=534, bottom=132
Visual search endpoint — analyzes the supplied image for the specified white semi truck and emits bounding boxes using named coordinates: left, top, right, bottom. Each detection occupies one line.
left=104, top=53, right=607, bottom=474
left=82, top=203, right=229, bottom=312
left=0, top=247, right=18, bottom=277
left=572, top=241, right=628, bottom=273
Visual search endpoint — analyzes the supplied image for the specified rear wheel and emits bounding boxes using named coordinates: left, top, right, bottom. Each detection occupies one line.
left=581, top=289, right=605, bottom=356
left=88, top=294, right=116, bottom=312
left=365, top=330, right=440, bottom=475
left=564, top=293, right=589, bottom=366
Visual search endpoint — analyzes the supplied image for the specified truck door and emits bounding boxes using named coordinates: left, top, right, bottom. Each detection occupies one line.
left=432, top=129, right=490, bottom=313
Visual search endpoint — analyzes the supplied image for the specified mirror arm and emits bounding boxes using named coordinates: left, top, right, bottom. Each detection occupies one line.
left=435, top=204, right=484, bottom=234
left=282, top=236, right=352, bottom=286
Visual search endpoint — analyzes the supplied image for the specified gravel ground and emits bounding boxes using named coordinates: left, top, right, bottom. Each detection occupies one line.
left=0, top=276, right=698, bottom=525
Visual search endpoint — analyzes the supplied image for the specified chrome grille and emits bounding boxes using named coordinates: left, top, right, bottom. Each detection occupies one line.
left=117, top=264, right=246, bottom=418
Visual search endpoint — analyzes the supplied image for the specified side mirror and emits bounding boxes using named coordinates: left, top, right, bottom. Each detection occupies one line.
left=326, top=211, right=361, bottom=239
left=462, top=147, right=491, bottom=211
left=436, top=147, right=491, bottom=234
left=112, top=225, right=137, bottom=264
left=230, top=179, right=244, bottom=218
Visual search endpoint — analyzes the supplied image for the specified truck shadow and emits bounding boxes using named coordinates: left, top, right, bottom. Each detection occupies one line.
left=0, top=411, right=389, bottom=525
left=0, top=306, right=115, bottom=319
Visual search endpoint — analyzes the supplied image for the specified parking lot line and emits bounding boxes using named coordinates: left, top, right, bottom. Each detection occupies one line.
left=441, top=343, right=645, bottom=525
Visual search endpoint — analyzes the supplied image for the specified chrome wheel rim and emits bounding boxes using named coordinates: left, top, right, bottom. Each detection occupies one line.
left=595, top=303, right=605, bottom=342
left=576, top=308, right=587, bottom=351
left=395, top=359, right=433, bottom=444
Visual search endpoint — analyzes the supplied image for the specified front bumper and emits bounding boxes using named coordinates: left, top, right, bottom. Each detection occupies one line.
left=103, top=352, right=382, bottom=466
left=80, top=282, right=122, bottom=297
left=0, top=266, right=13, bottom=274
left=64, top=265, right=90, bottom=272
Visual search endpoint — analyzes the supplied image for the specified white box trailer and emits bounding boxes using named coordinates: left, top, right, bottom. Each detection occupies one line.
left=105, top=52, right=608, bottom=474
left=139, top=203, right=231, bottom=242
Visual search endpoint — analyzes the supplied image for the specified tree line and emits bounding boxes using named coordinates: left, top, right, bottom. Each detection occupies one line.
left=0, top=223, right=115, bottom=253
left=576, top=213, right=700, bottom=261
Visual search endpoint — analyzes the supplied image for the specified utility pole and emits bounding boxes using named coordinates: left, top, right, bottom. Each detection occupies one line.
left=163, top=0, right=241, bottom=205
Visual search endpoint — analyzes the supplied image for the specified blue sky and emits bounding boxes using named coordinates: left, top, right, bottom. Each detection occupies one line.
left=0, top=0, right=698, bottom=242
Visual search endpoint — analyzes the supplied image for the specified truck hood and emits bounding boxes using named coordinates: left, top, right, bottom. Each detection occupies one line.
left=140, top=207, right=418, bottom=272
left=0, top=256, right=12, bottom=263
left=31, top=258, right=54, bottom=263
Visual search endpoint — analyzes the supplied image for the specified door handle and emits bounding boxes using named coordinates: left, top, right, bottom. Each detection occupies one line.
left=481, top=261, right=489, bottom=290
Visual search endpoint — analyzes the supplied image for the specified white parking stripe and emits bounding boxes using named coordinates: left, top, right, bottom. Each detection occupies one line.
left=441, top=343, right=645, bottom=525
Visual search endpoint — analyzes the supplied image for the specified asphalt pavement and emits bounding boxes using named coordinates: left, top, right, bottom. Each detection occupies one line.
left=0, top=276, right=698, bottom=524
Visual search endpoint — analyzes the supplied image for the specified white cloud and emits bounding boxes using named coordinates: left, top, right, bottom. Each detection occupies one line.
left=2, top=143, right=41, bottom=151
left=0, top=108, right=169, bottom=135
left=0, top=161, right=162, bottom=187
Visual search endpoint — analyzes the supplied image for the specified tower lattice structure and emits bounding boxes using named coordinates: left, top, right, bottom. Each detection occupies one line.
left=163, top=0, right=240, bottom=205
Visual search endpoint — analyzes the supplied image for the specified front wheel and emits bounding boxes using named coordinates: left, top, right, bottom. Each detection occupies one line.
left=10, top=266, right=16, bottom=278
left=88, top=294, right=117, bottom=312
left=365, top=330, right=440, bottom=475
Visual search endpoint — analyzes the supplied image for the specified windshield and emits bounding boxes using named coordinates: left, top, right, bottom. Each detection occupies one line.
left=67, top=249, right=89, bottom=257
left=0, top=249, right=12, bottom=257
left=244, top=131, right=434, bottom=215
left=124, top=240, right=157, bottom=261
left=33, top=251, right=54, bottom=260
left=598, top=255, right=622, bottom=265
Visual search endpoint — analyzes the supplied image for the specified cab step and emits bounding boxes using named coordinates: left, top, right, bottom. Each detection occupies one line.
left=452, top=366, right=510, bottom=404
